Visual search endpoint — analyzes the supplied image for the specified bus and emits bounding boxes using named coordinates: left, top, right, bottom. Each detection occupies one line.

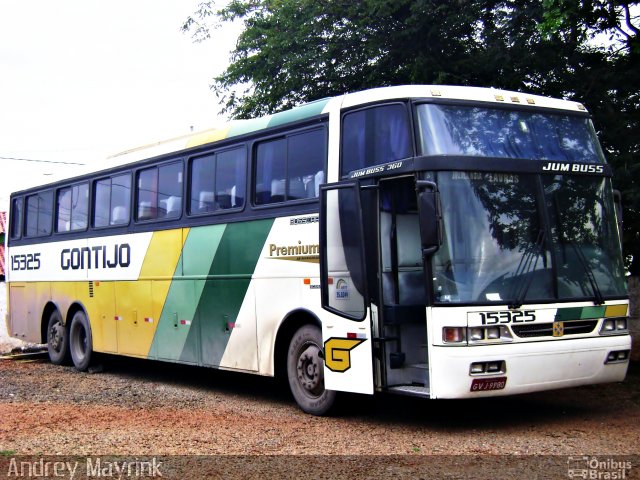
left=5, top=85, right=630, bottom=415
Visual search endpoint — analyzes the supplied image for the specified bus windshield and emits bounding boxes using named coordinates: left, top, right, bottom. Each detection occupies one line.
left=431, top=172, right=626, bottom=304
left=416, top=104, right=606, bottom=163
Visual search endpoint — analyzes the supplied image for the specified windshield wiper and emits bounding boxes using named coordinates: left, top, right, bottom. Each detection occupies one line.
left=567, top=241, right=605, bottom=305
left=552, top=193, right=605, bottom=306
left=508, top=228, right=545, bottom=310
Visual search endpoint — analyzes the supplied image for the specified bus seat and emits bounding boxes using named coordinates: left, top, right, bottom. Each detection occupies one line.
left=70, top=219, right=87, bottom=230
left=314, top=170, right=324, bottom=197
left=396, top=214, right=426, bottom=305
left=166, top=195, right=181, bottom=216
left=198, top=191, right=214, bottom=212
left=216, top=192, right=232, bottom=209
left=289, top=179, right=306, bottom=200
left=138, top=201, right=153, bottom=220
left=112, top=206, right=127, bottom=224
left=271, top=179, right=285, bottom=202
left=381, top=212, right=426, bottom=307
left=230, top=185, right=236, bottom=207
left=397, top=214, right=422, bottom=268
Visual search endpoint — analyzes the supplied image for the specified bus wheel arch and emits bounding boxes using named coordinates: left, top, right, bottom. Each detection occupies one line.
left=44, top=303, right=70, bottom=365
left=276, top=310, right=336, bottom=415
left=67, top=304, right=93, bottom=372
left=274, top=309, right=321, bottom=380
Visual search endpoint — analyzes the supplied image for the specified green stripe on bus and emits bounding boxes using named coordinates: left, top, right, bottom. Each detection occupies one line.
left=228, top=117, right=272, bottom=138
left=151, top=225, right=226, bottom=362
left=580, top=306, right=607, bottom=319
left=180, top=219, right=274, bottom=365
left=554, top=305, right=607, bottom=321
left=266, top=98, right=330, bottom=129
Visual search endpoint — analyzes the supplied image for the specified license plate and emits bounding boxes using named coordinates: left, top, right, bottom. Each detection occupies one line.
left=470, top=377, right=507, bottom=392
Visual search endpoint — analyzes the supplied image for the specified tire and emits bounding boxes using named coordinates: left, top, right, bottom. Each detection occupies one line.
left=69, top=310, right=93, bottom=372
left=287, top=324, right=336, bottom=415
left=46, top=310, right=70, bottom=365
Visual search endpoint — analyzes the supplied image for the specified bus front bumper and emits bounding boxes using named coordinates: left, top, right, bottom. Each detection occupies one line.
left=430, top=335, right=631, bottom=399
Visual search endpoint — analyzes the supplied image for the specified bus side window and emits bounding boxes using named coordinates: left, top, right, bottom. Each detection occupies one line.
left=341, top=104, right=412, bottom=178
left=57, top=183, right=89, bottom=232
left=25, top=191, right=53, bottom=237
left=110, top=173, right=131, bottom=225
left=189, top=146, right=245, bottom=215
left=57, top=188, right=72, bottom=232
left=216, top=148, right=245, bottom=209
left=10, top=197, right=22, bottom=239
left=254, top=128, right=326, bottom=205
left=288, top=129, right=325, bottom=200
left=94, top=174, right=131, bottom=228
left=158, top=162, right=183, bottom=219
left=136, top=162, right=182, bottom=221
left=190, top=154, right=215, bottom=214
left=255, top=138, right=286, bottom=205
left=94, top=179, right=111, bottom=228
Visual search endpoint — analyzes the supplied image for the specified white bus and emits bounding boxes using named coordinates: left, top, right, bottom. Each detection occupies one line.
left=5, top=85, right=630, bottom=415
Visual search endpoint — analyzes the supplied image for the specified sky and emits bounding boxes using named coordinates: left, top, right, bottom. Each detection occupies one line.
left=0, top=0, right=242, bottom=210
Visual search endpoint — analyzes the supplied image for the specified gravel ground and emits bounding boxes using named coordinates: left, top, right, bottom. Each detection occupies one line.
left=1, top=280, right=639, bottom=478
left=0, top=354, right=639, bottom=478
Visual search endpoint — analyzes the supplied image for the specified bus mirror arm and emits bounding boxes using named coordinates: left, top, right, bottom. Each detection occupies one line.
left=416, top=181, right=443, bottom=257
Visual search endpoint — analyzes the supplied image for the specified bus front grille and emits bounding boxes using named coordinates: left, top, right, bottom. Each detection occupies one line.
left=512, top=320, right=598, bottom=338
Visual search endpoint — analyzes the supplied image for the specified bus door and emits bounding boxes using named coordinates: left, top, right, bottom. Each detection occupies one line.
left=319, top=181, right=374, bottom=395
left=376, top=177, right=431, bottom=395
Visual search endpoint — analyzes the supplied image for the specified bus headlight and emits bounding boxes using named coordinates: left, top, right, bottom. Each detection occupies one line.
left=469, top=327, right=484, bottom=341
left=486, top=327, right=500, bottom=340
left=466, top=326, right=513, bottom=344
left=469, top=360, right=506, bottom=375
left=600, top=317, right=628, bottom=335
left=605, top=350, right=630, bottom=364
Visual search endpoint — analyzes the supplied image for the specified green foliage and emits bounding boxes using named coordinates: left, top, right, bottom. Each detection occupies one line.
left=184, top=0, right=640, bottom=273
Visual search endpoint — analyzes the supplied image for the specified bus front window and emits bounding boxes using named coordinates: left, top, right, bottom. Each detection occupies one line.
left=432, top=172, right=553, bottom=304
left=431, top=172, right=626, bottom=305
left=416, top=104, right=606, bottom=163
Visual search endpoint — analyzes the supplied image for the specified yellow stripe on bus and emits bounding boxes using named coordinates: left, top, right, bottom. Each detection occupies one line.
left=605, top=304, right=628, bottom=317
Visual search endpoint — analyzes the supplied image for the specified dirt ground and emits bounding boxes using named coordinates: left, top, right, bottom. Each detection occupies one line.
left=1, top=279, right=639, bottom=478
left=0, top=354, right=639, bottom=479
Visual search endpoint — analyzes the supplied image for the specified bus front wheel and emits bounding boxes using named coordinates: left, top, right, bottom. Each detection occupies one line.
left=47, top=310, right=70, bottom=365
left=69, top=310, right=93, bottom=372
left=287, top=324, right=336, bottom=415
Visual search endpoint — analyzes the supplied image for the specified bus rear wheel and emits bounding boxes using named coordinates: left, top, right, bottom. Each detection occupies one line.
left=47, top=310, right=70, bottom=365
left=69, top=311, right=93, bottom=372
left=287, top=324, right=336, bottom=415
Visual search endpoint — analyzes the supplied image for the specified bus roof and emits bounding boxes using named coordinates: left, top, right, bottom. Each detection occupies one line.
left=112, top=85, right=588, bottom=160
left=11, top=85, right=588, bottom=194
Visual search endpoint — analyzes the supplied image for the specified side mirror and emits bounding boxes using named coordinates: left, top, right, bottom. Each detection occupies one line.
left=416, top=180, right=443, bottom=256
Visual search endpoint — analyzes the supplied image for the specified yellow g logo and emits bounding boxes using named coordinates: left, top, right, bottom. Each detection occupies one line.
left=324, top=337, right=365, bottom=372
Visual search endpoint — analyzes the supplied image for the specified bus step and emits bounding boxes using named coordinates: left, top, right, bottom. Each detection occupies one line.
left=387, top=385, right=430, bottom=398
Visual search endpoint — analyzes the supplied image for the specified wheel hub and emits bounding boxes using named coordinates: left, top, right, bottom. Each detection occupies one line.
left=50, top=323, right=63, bottom=351
left=297, top=344, right=323, bottom=394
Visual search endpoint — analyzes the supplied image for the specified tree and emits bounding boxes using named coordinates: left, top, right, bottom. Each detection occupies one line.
left=183, top=0, right=640, bottom=273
